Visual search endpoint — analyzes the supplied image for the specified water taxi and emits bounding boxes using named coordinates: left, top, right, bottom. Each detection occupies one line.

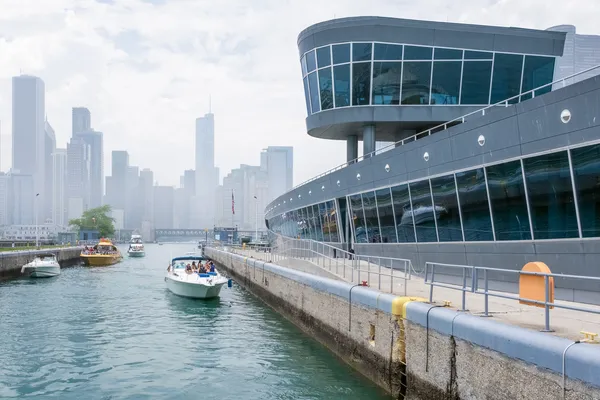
left=81, top=238, right=122, bottom=266
left=127, top=234, right=145, bottom=257
left=21, top=253, right=61, bottom=278
left=165, top=255, right=229, bottom=299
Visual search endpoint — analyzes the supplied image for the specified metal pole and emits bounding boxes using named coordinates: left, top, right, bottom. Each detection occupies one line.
left=378, top=256, right=381, bottom=290
left=483, top=269, right=490, bottom=317
left=461, top=269, right=467, bottom=311
left=542, top=275, right=552, bottom=332
left=35, top=193, right=40, bottom=248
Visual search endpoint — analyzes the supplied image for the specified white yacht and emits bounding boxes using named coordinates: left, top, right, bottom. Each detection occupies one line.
left=165, top=256, right=229, bottom=299
left=21, top=254, right=61, bottom=278
left=127, top=234, right=145, bottom=257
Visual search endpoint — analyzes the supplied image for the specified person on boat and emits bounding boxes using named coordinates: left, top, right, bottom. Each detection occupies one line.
left=191, top=261, right=197, bottom=272
left=209, top=262, right=215, bottom=273
left=185, top=263, right=192, bottom=274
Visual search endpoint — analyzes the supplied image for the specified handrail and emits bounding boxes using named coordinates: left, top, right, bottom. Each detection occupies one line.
left=267, top=63, right=600, bottom=215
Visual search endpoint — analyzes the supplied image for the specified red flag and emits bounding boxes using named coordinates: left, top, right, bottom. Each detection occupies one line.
left=231, top=191, right=235, bottom=215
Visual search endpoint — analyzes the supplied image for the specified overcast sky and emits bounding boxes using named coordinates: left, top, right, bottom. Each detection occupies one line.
left=0, top=0, right=598, bottom=187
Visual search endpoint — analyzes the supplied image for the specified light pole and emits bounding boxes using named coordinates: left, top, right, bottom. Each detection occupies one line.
left=35, top=193, right=40, bottom=248
left=253, top=195, right=258, bottom=242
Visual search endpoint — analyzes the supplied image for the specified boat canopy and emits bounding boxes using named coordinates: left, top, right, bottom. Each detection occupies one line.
left=172, top=256, right=207, bottom=263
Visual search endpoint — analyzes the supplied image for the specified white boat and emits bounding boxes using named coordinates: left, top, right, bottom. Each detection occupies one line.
left=164, top=255, right=229, bottom=299
left=128, top=234, right=145, bottom=257
left=21, top=253, right=61, bottom=278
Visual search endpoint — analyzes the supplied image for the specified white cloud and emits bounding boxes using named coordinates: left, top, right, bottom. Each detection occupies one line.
left=0, top=0, right=597, bottom=186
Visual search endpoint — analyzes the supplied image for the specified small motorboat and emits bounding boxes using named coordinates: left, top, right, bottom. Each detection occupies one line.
left=21, top=253, right=61, bottom=278
left=81, top=238, right=123, bottom=266
left=165, top=255, right=229, bottom=299
left=127, top=234, right=145, bottom=257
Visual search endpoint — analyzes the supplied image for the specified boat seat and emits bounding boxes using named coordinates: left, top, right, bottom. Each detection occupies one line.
left=198, top=273, right=211, bottom=277
left=206, top=272, right=217, bottom=276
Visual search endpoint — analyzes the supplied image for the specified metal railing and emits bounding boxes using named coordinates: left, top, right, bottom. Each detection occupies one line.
left=425, top=262, right=600, bottom=332
left=267, top=63, right=600, bottom=215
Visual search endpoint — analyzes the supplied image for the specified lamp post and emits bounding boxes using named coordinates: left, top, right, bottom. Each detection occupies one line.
left=35, top=193, right=40, bottom=248
left=253, top=195, right=258, bottom=242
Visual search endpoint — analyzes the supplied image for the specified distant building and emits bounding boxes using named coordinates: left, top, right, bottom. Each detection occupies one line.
left=66, top=136, right=91, bottom=219
left=195, top=113, right=215, bottom=227
left=44, top=120, right=56, bottom=222
left=2, top=224, right=61, bottom=241
left=111, top=209, right=125, bottom=230
left=0, top=173, right=8, bottom=226
left=183, top=169, right=195, bottom=195
left=105, top=150, right=129, bottom=211
left=126, top=166, right=142, bottom=229
left=153, top=186, right=174, bottom=229
left=52, top=149, right=68, bottom=227
left=174, top=188, right=190, bottom=229
left=547, top=25, right=600, bottom=85
left=75, top=130, right=103, bottom=208
left=7, top=171, right=34, bottom=225
left=139, top=168, right=154, bottom=224
left=261, top=146, right=293, bottom=202
left=72, top=107, right=91, bottom=136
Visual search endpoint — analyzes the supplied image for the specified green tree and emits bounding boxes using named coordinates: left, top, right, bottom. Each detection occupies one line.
left=69, top=205, right=116, bottom=238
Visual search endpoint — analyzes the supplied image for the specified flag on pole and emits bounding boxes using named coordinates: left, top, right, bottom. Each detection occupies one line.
left=231, top=190, right=235, bottom=215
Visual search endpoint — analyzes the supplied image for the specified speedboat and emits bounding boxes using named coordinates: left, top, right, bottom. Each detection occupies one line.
left=21, top=253, right=60, bottom=278
left=127, top=234, right=145, bottom=257
left=164, top=255, right=229, bottom=299
left=81, top=238, right=123, bottom=266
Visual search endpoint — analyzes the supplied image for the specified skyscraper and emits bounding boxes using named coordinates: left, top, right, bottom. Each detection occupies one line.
left=107, top=150, right=129, bottom=210
left=261, top=146, right=293, bottom=202
left=195, top=113, right=215, bottom=227
left=12, top=75, right=45, bottom=220
left=72, top=107, right=91, bottom=136
left=139, top=168, right=154, bottom=224
left=66, top=136, right=91, bottom=220
left=7, top=171, right=34, bottom=225
left=52, top=149, right=67, bottom=227
left=153, top=186, right=174, bottom=229
left=44, top=120, right=56, bottom=222
left=76, top=130, right=103, bottom=208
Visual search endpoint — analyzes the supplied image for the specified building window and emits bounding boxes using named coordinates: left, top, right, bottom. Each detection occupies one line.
left=571, top=144, right=600, bottom=238
left=409, top=180, right=437, bottom=242
left=334, top=64, right=351, bottom=107
left=401, top=62, right=431, bottom=105
left=434, top=48, right=462, bottom=60
left=486, top=161, right=531, bottom=241
left=523, top=151, right=579, bottom=239
left=404, top=46, right=432, bottom=61
left=362, top=191, right=380, bottom=243
left=456, top=168, right=494, bottom=241
left=391, top=184, right=416, bottom=243
left=326, top=200, right=339, bottom=243
left=318, top=67, right=334, bottom=110
left=353, top=42, right=372, bottom=62
left=460, top=61, right=492, bottom=105
left=302, top=77, right=311, bottom=115
left=316, top=46, right=331, bottom=68
left=464, top=50, right=492, bottom=60
left=306, top=50, right=316, bottom=73
left=520, top=56, right=555, bottom=100
left=312, top=204, right=324, bottom=241
left=491, top=53, right=523, bottom=104
left=374, top=43, right=403, bottom=60
left=308, top=72, right=320, bottom=113
left=349, top=194, right=367, bottom=243
left=352, top=62, right=371, bottom=106
left=372, top=62, right=402, bottom=105
left=375, top=188, right=396, bottom=243
left=430, top=175, right=462, bottom=242
left=431, top=61, right=461, bottom=105
left=332, top=43, right=350, bottom=64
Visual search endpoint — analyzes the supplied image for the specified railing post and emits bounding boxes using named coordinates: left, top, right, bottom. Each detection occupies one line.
left=542, top=275, right=553, bottom=332
left=404, top=260, right=408, bottom=296
left=483, top=269, right=490, bottom=317
left=378, top=256, right=381, bottom=290
left=461, top=268, right=467, bottom=311
left=429, top=264, right=435, bottom=303
left=367, top=257, right=371, bottom=286
left=390, top=259, right=394, bottom=294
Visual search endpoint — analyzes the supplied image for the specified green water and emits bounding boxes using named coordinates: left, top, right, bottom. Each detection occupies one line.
left=0, top=243, right=389, bottom=399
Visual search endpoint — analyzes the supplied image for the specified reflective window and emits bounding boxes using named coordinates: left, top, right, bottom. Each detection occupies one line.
left=318, top=67, right=334, bottom=110
left=430, top=175, right=462, bottom=242
left=352, top=62, right=371, bottom=106
left=374, top=43, right=403, bottom=60
left=316, top=46, right=331, bottom=68
left=523, top=152, right=579, bottom=239
left=521, top=56, right=555, bottom=100
left=326, top=200, right=340, bottom=242
left=298, top=208, right=308, bottom=239
left=456, top=168, right=494, bottom=241
left=301, top=56, right=307, bottom=76
left=306, top=50, right=316, bottom=73
left=362, top=191, right=381, bottom=243
left=349, top=194, right=367, bottom=243
left=353, top=43, right=372, bottom=62
left=375, top=188, right=396, bottom=243
left=305, top=206, right=315, bottom=240
left=302, top=77, right=311, bottom=115
left=434, top=48, right=462, bottom=60
left=308, top=72, right=320, bottom=113
left=320, top=203, right=331, bottom=241
left=571, top=144, right=600, bottom=238
left=402, top=62, right=431, bottom=105
left=465, top=50, right=492, bottom=60
left=312, top=204, right=324, bottom=241
left=391, top=184, right=416, bottom=243
left=334, top=64, right=351, bottom=107
left=409, top=180, right=437, bottom=242
left=431, top=61, right=461, bottom=105
left=487, top=161, right=531, bottom=240
left=372, top=62, right=402, bottom=105
left=332, top=44, right=350, bottom=64
left=404, top=46, right=432, bottom=60
left=461, top=61, right=492, bottom=105
left=491, top=53, right=523, bottom=104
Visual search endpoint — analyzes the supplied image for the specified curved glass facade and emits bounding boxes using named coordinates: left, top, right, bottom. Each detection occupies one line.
left=267, top=142, right=600, bottom=244
left=300, top=42, right=555, bottom=115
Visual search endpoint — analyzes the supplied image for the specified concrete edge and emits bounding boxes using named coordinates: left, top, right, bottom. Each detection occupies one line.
left=405, top=301, right=600, bottom=388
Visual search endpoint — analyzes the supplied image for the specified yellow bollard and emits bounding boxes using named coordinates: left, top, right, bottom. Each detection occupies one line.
left=519, top=261, right=554, bottom=309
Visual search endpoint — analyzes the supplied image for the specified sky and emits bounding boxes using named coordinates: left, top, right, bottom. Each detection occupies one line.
left=0, top=0, right=598, bottom=187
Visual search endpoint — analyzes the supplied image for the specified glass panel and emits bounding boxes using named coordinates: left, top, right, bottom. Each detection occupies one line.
left=352, top=62, right=371, bottom=106
left=372, top=62, right=402, bottom=105
left=491, top=53, right=523, bottom=104
left=456, top=168, right=494, bottom=241
left=334, top=64, right=351, bottom=108
left=434, top=48, right=462, bottom=60
left=298, top=208, right=307, bottom=239
left=430, top=175, right=462, bottom=242
left=301, top=55, right=307, bottom=76
left=316, top=46, right=331, bottom=68
left=352, top=42, right=372, bottom=61
left=318, top=67, right=333, bottom=110
left=306, top=50, right=316, bottom=73
left=523, top=152, right=579, bottom=239
left=431, top=61, right=461, bottom=105
left=374, top=43, right=402, bottom=60
left=320, top=203, right=330, bottom=241
left=332, top=43, right=350, bottom=64
left=303, top=207, right=313, bottom=240
left=401, top=62, right=431, bottom=105
left=521, top=56, right=555, bottom=100
left=409, top=180, right=437, bottom=242
left=327, top=200, right=339, bottom=243
left=308, top=72, right=320, bottom=113
left=461, top=61, right=492, bottom=105
left=391, top=184, right=416, bottom=243
left=487, top=161, right=532, bottom=240
left=362, top=191, right=380, bottom=243
left=376, top=188, right=396, bottom=243
left=302, top=77, right=311, bottom=115
left=312, top=204, right=324, bottom=241
left=404, top=46, right=432, bottom=61
left=289, top=210, right=298, bottom=238
left=571, top=144, right=600, bottom=238
left=464, top=50, right=492, bottom=60
left=349, top=194, right=367, bottom=243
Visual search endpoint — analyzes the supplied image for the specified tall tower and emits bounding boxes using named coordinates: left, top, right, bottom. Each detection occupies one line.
left=72, top=107, right=91, bottom=136
left=195, top=112, right=215, bottom=227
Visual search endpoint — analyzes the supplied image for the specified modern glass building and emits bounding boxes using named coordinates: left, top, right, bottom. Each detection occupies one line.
left=266, top=17, right=600, bottom=303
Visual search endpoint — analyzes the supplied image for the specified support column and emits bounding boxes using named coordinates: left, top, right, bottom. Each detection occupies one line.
left=347, top=135, right=358, bottom=163
left=363, top=125, right=376, bottom=157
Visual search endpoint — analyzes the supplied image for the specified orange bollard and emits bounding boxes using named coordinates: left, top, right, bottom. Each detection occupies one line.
left=519, top=261, right=554, bottom=309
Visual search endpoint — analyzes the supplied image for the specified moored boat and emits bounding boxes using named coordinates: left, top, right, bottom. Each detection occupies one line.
left=21, top=253, right=61, bottom=278
left=164, top=256, right=229, bottom=299
left=127, top=234, right=145, bottom=257
left=81, top=238, right=122, bottom=266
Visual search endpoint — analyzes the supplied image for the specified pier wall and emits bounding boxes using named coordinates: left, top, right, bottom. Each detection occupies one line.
left=0, top=247, right=82, bottom=279
left=206, top=248, right=600, bottom=399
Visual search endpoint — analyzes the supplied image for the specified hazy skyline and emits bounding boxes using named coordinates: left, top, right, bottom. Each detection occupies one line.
left=1, top=0, right=599, bottom=187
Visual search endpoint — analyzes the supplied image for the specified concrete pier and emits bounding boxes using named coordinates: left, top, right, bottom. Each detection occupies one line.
left=0, top=247, right=83, bottom=279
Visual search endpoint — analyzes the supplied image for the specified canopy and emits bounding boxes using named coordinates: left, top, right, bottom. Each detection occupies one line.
left=171, top=256, right=208, bottom=263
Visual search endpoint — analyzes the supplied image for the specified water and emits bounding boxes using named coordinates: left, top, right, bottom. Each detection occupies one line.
left=0, top=244, right=389, bottom=399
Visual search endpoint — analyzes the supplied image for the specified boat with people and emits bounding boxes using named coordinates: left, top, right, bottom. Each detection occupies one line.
left=164, top=255, right=229, bottom=299
left=80, top=238, right=123, bottom=266
left=127, top=234, right=145, bottom=257
left=21, top=253, right=61, bottom=278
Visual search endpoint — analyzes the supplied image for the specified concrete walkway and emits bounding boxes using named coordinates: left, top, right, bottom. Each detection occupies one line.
left=231, top=248, right=600, bottom=342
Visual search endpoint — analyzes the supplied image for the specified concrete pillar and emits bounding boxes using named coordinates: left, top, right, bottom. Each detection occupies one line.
left=363, top=125, right=376, bottom=157
left=347, top=135, right=358, bottom=163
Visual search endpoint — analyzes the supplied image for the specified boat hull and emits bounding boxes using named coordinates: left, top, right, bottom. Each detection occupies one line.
left=165, top=276, right=225, bottom=299
left=128, top=250, right=145, bottom=257
left=23, top=265, right=60, bottom=278
left=81, top=254, right=122, bottom=266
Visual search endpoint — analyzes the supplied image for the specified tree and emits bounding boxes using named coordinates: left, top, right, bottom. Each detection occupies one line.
left=69, top=205, right=116, bottom=238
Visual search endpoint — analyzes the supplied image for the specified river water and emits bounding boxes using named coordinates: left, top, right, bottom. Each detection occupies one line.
left=0, top=244, right=388, bottom=399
